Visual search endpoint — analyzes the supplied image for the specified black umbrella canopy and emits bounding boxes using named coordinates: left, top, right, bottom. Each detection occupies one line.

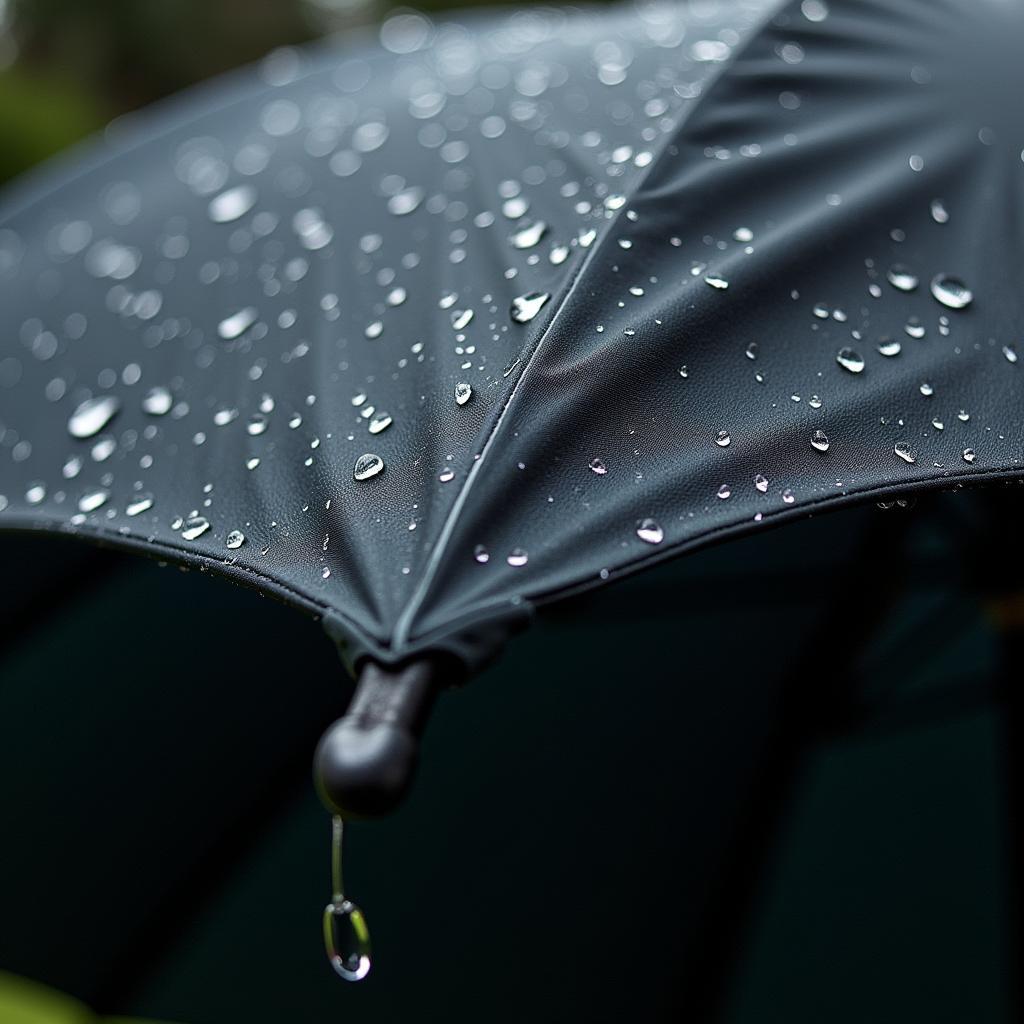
left=0, top=0, right=1021, bottom=674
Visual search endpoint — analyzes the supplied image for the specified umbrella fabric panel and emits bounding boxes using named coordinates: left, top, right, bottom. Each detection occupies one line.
left=407, top=0, right=1024, bottom=646
left=0, top=1, right=774, bottom=666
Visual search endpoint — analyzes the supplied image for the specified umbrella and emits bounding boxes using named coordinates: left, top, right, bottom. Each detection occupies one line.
left=0, top=0, right=1021, bottom=997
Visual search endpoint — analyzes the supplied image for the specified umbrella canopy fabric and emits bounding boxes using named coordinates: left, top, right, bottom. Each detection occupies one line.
left=0, top=0, right=1021, bottom=671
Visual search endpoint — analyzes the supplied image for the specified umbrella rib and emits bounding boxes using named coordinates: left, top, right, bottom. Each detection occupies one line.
left=390, top=0, right=784, bottom=652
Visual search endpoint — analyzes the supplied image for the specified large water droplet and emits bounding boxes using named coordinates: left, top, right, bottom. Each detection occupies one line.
left=323, top=816, right=371, bottom=983
left=510, top=292, right=550, bottom=323
left=836, top=347, right=865, bottom=374
left=68, top=395, right=121, bottom=439
left=930, top=274, right=972, bottom=310
left=353, top=453, right=384, bottom=481
left=636, top=518, right=664, bottom=544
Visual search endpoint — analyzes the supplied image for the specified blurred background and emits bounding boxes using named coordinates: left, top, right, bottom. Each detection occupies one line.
left=0, top=2, right=1018, bottom=1023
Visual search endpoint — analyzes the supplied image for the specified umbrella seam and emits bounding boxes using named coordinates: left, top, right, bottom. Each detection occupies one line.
left=390, top=0, right=788, bottom=652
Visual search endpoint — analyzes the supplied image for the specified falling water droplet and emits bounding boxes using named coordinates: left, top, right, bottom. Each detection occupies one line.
left=455, top=382, right=472, bottom=406
left=836, top=347, right=865, bottom=374
left=68, top=395, right=121, bottom=439
left=929, top=274, right=972, bottom=310
left=886, top=264, right=918, bottom=291
left=894, top=441, right=917, bottom=464
left=715, top=430, right=731, bottom=448
left=636, top=518, right=664, bottom=544
left=811, top=430, right=830, bottom=452
left=510, top=292, right=550, bottom=323
left=353, top=453, right=384, bottom=481
left=226, top=529, right=246, bottom=549
left=323, top=816, right=371, bottom=983
left=589, top=458, right=607, bottom=475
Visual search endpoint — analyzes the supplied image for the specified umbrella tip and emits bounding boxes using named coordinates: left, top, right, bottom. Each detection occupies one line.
left=314, top=658, right=440, bottom=819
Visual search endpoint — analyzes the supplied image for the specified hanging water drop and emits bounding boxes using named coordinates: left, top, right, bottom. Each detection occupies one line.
left=323, top=816, right=371, bottom=982
left=962, top=448, right=976, bottom=463
left=353, top=453, right=384, bottom=481
left=636, top=518, right=664, bottom=544
left=510, top=292, right=550, bottom=323
left=68, top=395, right=121, bottom=439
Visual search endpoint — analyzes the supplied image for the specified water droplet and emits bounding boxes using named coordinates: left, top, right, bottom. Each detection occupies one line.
left=1003, top=345, right=1018, bottom=364
left=717, top=483, right=732, bottom=499
left=353, top=453, right=384, bottom=481
left=715, top=430, right=731, bottom=447
left=962, top=448, right=976, bottom=463
left=836, top=347, right=865, bottom=374
left=782, top=488, right=795, bottom=504
left=894, top=441, right=917, bottom=464
left=455, top=382, right=472, bottom=406
left=182, top=515, right=210, bottom=540
left=510, top=292, right=550, bottom=323
left=387, top=187, right=423, bottom=216
left=931, top=199, right=949, bottom=224
left=78, top=488, right=109, bottom=513
left=506, top=548, right=529, bottom=567
left=68, top=395, right=121, bottom=439
left=247, top=414, right=268, bottom=436
left=588, top=457, right=608, bottom=476
left=438, top=467, right=455, bottom=483
left=811, top=429, right=830, bottom=452
left=450, top=308, right=473, bottom=331
left=904, top=317, right=926, bottom=339
left=473, top=544, right=489, bottom=564
left=323, top=817, right=371, bottom=983
left=125, top=494, right=154, bottom=516
left=886, top=264, right=918, bottom=291
left=226, top=529, right=245, bottom=549
left=877, top=338, right=902, bottom=357
left=218, top=307, right=258, bottom=340
left=208, top=185, right=257, bottom=223
left=930, top=274, right=972, bottom=310
left=510, top=220, right=547, bottom=250
left=368, top=411, right=392, bottom=435
left=636, top=518, right=664, bottom=544
left=142, top=386, right=173, bottom=416
left=704, top=274, right=729, bottom=290
left=754, top=473, right=769, bottom=493
left=919, top=382, right=934, bottom=397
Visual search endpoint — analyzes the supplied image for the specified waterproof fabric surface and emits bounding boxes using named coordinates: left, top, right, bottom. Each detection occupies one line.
left=0, top=0, right=1021, bottom=669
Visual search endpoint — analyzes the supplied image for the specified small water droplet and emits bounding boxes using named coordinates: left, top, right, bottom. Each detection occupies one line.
left=894, top=441, right=917, bottom=464
left=811, top=429, right=830, bottom=452
left=208, top=184, right=257, bottom=224
left=226, top=529, right=245, bottom=549
left=387, top=187, right=423, bottom=216
left=142, top=386, right=173, bottom=416
left=716, top=483, right=732, bottom=499
left=510, top=292, right=550, bottom=323
left=636, top=518, right=664, bottom=544
left=218, top=307, right=258, bottom=340
left=78, top=487, right=109, bottom=513
left=1003, top=345, right=1018, bottom=365
left=473, top=544, right=490, bottom=563
left=754, top=473, right=769, bottom=493
left=455, top=382, right=472, bottom=406
left=588, top=458, right=608, bottom=475
left=368, top=411, right=393, bottom=435
left=353, top=453, right=384, bottom=481
left=930, top=274, right=972, bottom=310
left=930, top=199, right=949, bottom=224
left=704, top=274, right=729, bottom=290
left=782, top=488, right=795, bottom=504
left=836, top=347, right=865, bottom=374
left=68, top=395, right=121, bottom=439
left=451, top=308, right=474, bottom=331
left=506, top=548, right=528, bottom=566
left=886, top=264, right=918, bottom=291
left=877, top=338, right=902, bottom=357
left=126, top=494, right=154, bottom=517
left=962, top=448, right=976, bottom=463
left=715, top=430, right=731, bottom=447
left=182, top=515, right=210, bottom=540
left=919, top=382, right=934, bottom=397
left=438, top=467, right=455, bottom=483
left=509, top=220, right=547, bottom=250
